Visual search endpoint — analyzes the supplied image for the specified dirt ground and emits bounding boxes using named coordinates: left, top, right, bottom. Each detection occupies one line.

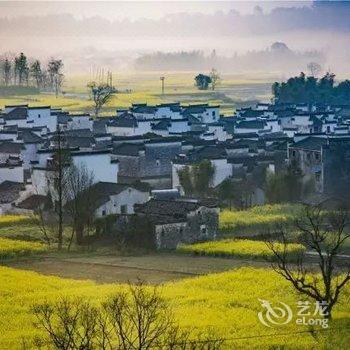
left=5, top=253, right=269, bottom=284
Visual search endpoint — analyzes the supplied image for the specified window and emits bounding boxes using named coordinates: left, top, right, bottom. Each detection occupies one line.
left=102, top=209, right=106, bottom=216
left=212, top=111, right=215, bottom=116
left=315, top=172, right=321, bottom=182
left=327, top=126, right=331, bottom=133
left=156, top=159, right=160, bottom=166
left=292, top=150, right=296, bottom=157
left=120, top=205, right=127, bottom=214
left=200, top=224, right=207, bottom=235
left=315, top=153, right=320, bottom=161
left=38, top=114, right=41, bottom=118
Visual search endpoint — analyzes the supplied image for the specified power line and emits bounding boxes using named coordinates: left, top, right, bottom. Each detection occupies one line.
left=148, top=325, right=350, bottom=348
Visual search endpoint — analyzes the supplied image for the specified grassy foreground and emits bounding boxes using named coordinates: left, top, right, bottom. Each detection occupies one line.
left=0, top=266, right=349, bottom=349
left=177, top=239, right=305, bottom=260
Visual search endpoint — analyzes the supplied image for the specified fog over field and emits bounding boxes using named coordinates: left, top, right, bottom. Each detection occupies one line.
left=0, top=1, right=350, bottom=76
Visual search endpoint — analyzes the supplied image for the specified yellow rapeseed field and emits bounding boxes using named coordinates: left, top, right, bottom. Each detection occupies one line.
left=177, top=239, right=305, bottom=260
left=0, top=237, right=47, bottom=259
left=0, top=266, right=349, bottom=349
left=219, top=204, right=300, bottom=234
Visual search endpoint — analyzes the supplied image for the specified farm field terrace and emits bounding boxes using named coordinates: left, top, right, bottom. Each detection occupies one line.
left=177, top=239, right=305, bottom=260
left=1, top=266, right=350, bottom=349
left=0, top=72, right=273, bottom=116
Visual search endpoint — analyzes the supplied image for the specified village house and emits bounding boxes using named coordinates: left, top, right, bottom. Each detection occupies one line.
left=134, top=198, right=219, bottom=249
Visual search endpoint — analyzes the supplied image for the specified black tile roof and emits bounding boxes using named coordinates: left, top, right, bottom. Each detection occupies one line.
left=5, top=107, right=28, bottom=120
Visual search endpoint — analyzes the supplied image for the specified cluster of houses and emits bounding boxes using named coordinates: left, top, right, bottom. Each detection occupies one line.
left=0, top=101, right=349, bottom=247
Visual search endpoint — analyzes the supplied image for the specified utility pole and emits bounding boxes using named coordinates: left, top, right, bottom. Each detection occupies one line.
left=160, top=76, right=165, bottom=95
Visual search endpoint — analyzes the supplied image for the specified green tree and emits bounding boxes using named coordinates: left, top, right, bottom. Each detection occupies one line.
left=48, top=59, right=64, bottom=96
left=2, top=58, right=11, bottom=86
left=193, top=160, right=215, bottom=196
left=30, top=60, right=43, bottom=88
left=194, top=73, right=212, bottom=90
left=177, top=166, right=194, bottom=196
left=14, top=52, right=28, bottom=86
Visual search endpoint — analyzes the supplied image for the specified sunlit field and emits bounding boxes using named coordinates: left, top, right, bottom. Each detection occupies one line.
left=0, top=72, right=272, bottom=116
left=0, top=266, right=349, bottom=349
left=0, top=237, right=47, bottom=259
left=177, top=239, right=305, bottom=261
left=219, top=204, right=301, bottom=235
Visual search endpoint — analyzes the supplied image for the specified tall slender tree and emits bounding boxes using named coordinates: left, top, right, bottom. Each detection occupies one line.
left=2, top=59, right=11, bottom=86
left=30, top=60, right=42, bottom=88
left=48, top=59, right=64, bottom=96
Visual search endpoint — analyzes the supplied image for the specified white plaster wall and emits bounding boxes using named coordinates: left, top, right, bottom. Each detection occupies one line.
left=72, top=153, right=119, bottom=183
left=0, top=165, right=24, bottom=183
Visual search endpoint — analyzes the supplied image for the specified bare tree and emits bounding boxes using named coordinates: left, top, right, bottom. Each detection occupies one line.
left=45, top=126, right=71, bottom=251
left=33, top=283, right=223, bottom=350
left=64, top=164, right=97, bottom=246
left=307, top=62, right=322, bottom=77
left=209, top=68, right=221, bottom=91
left=87, top=82, right=114, bottom=118
left=266, top=204, right=350, bottom=319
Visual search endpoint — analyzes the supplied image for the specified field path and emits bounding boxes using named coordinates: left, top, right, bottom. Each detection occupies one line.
left=5, top=253, right=269, bottom=284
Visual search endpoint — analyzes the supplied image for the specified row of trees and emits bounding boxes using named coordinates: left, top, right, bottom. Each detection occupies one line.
left=272, top=72, right=350, bottom=105
left=0, top=53, right=64, bottom=95
left=32, top=282, right=223, bottom=349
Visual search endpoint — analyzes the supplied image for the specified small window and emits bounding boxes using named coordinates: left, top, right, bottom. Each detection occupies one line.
left=212, top=111, right=215, bottom=116
left=156, top=159, right=160, bottom=166
left=102, top=209, right=106, bottom=216
left=38, top=114, right=41, bottom=118
left=315, top=172, right=321, bottom=182
left=120, top=205, right=127, bottom=214
left=315, top=153, right=320, bottom=161
left=200, top=224, right=207, bottom=235
left=292, top=150, right=296, bottom=157
left=327, top=126, right=331, bottom=133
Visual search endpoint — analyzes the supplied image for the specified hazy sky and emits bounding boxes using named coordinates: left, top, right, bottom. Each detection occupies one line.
left=0, top=1, right=312, bottom=20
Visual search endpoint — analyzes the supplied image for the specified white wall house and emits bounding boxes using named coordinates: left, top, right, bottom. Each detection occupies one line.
left=94, top=185, right=149, bottom=217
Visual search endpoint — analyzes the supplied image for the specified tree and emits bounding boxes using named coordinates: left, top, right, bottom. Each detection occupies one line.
left=14, top=52, right=28, bottom=86
left=265, top=163, right=303, bottom=204
left=307, top=62, right=322, bottom=77
left=194, top=74, right=212, bottom=90
left=193, top=160, right=215, bottom=196
left=177, top=161, right=215, bottom=197
left=46, top=127, right=71, bottom=250
left=177, top=166, right=194, bottom=196
left=87, top=82, right=114, bottom=118
left=2, top=58, right=11, bottom=86
left=209, top=68, right=221, bottom=91
left=266, top=205, right=350, bottom=319
left=217, top=179, right=235, bottom=209
left=64, top=164, right=97, bottom=246
left=32, top=283, right=223, bottom=349
left=30, top=60, right=43, bottom=89
left=48, top=59, right=64, bottom=97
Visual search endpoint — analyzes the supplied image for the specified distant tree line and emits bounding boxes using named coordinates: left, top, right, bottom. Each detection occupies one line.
left=135, top=44, right=323, bottom=73
left=0, top=52, right=64, bottom=95
left=272, top=72, right=350, bottom=105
